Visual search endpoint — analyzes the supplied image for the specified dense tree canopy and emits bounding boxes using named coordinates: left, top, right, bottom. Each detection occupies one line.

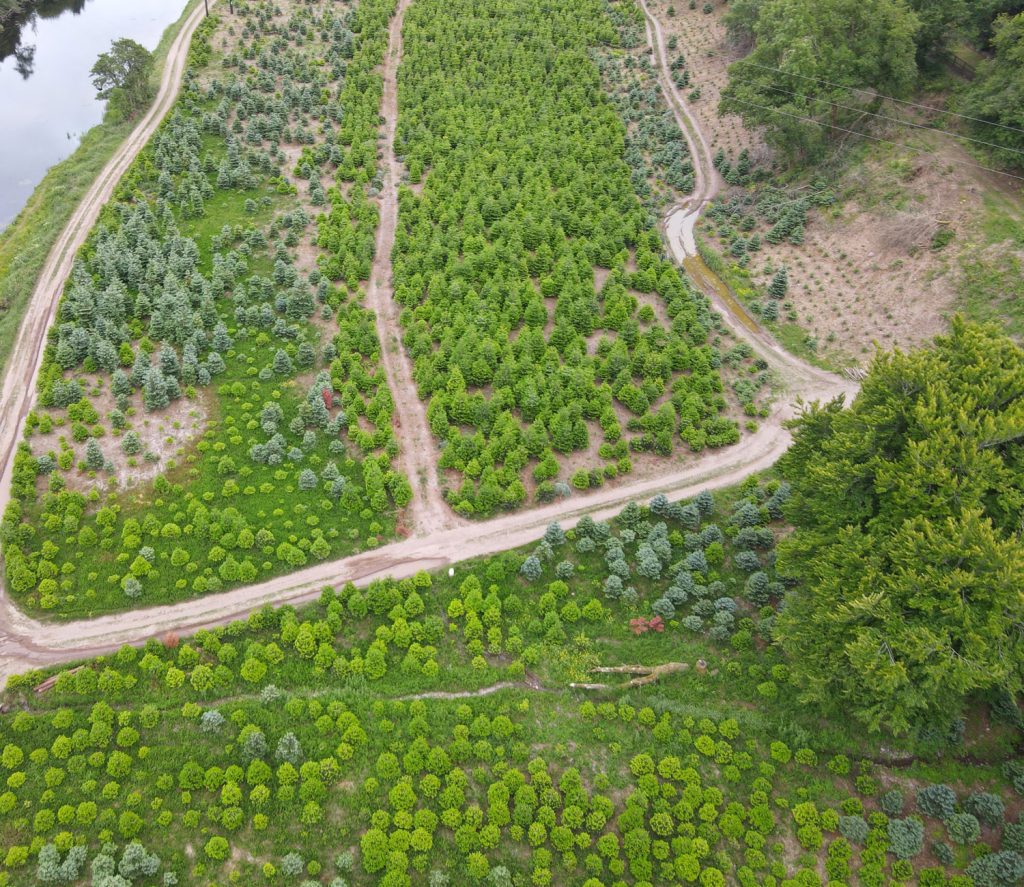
left=2, top=0, right=406, bottom=617
left=958, top=12, right=1024, bottom=168
left=1, top=480, right=1018, bottom=885
left=905, top=0, right=968, bottom=60
left=969, top=0, right=1024, bottom=42
left=775, top=319, right=1024, bottom=734
left=392, top=0, right=737, bottom=515
left=720, top=0, right=920, bottom=160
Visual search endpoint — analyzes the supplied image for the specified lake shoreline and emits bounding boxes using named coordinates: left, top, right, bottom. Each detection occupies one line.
left=0, top=0, right=199, bottom=376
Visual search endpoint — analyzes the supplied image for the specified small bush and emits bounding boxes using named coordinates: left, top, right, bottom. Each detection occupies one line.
left=965, top=792, right=1006, bottom=826
left=838, top=816, right=869, bottom=845
left=204, top=837, right=229, bottom=861
left=945, top=812, right=981, bottom=846
left=888, top=817, right=925, bottom=859
left=917, top=784, right=957, bottom=820
left=966, top=850, right=1024, bottom=887
left=879, top=789, right=903, bottom=816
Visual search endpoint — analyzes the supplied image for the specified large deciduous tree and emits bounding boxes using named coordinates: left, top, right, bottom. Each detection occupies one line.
left=906, top=0, right=968, bottom=60
left=957, top=13, right=1024, bottom=168
left=90, top=37, right=154, bottom=119
left=719, top=0, right=920, bottom=161
left=774, top=319, right=1024, bottom=734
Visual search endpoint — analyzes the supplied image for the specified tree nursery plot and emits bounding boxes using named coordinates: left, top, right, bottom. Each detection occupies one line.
left=0, top=0, right=413, bottom=619
left=663, top=0, right=1024, bottom=368
left=1, top=480, right=1019, bottom=886
left=598, top=3, right=696, bottom=211
left=391, top=0, right=749, bottom=517
left=0, top=0, right=1021, bottom=881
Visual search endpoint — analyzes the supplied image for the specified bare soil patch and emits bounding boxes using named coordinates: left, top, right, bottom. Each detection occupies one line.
left=650, top=0, right=765, bottom=162
left=29, top=385, right=206, bottom=497
left=653, top=0, right=1024, bottom=363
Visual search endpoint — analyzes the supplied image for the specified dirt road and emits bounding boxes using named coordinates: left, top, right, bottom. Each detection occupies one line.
left=0, top=0, right=216, bottom=523
left=364, top=0, right=457, bottom=535
left=0, top=0, right=856, bottom=684
left=639, top=0, right=723, bottom=258
left=0, top=412, right=802, bottom=683
left=638, top=0, right=852, bottom=399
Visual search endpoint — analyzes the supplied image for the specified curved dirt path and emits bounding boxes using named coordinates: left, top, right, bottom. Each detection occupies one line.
left=638, top=0, right=852, bottom=402
left=639, top=0, right=722, bottom=258
left=0, top=0, right=216, bottom=522
left=0, top=413, right=803, bottom=683
left=0, top=0, right=857, bottom=684
left=365, top=0, right=457, bottom=535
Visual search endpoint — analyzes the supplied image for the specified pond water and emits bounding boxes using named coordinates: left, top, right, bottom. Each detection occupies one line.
left=0, top=0, right=188, bottom=231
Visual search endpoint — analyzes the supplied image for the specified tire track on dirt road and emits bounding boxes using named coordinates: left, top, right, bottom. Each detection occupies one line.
left=365, top=0, right=459, bottom=536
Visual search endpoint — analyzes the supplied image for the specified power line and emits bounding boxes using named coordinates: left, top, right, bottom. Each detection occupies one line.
left=728, top=76, right=1024, bottom=161
left=723, top=95, right=1024, bottom=185
left=735, top=59, right=1024, bottom=139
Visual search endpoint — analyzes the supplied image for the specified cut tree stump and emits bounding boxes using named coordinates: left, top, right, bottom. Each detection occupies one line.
left=569, top=661, right=690, bottom=690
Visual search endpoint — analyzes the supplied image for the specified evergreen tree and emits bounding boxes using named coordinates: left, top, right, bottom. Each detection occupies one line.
left=768, top=266, right=789, bottom=299
left=775, top=320, right=1024, bottom=734
left=85, top=439, right=105, bottom=471
left=112, top=369, right=132, bottom=399
left=121, top=431, right=142, bottom=455
left=95, top=339, right=119, bottom=373
left=181, top=346, right=200, bottom=385
left=213, top=323, right=233, bottom=353
left=130, top=351, right=150, bottom=389
left=159, top=346, right=180, bottom=378
left=296, top=342, right=316, bottom=368
left=143, top=366, right=170, bottom=411
left=55, top=339, right=77, bottom=370
left=199, top=350, right=222, bottom=376
left=273, top=349, right=294, bottom=375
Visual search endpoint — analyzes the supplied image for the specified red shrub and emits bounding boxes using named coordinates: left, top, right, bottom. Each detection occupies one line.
left=629, top=616, right=665, bottom=635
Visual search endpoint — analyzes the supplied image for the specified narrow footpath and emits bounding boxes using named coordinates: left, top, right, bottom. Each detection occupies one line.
left=364, top=0, right=458, bottom=535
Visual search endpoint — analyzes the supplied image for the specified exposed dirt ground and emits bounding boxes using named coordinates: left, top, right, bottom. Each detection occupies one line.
left=28, top=387, right=205, bottom=494
left=649, top=0, right=765, bottom=162
left=366, top=0, right=458, bottom=534
left=650, top=0, right=1024, bottom=365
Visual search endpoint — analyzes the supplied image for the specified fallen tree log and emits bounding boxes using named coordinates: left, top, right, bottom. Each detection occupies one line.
left=569, top=661, right=691, bottom=690
left=34, top=666, right=83, bottom=695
